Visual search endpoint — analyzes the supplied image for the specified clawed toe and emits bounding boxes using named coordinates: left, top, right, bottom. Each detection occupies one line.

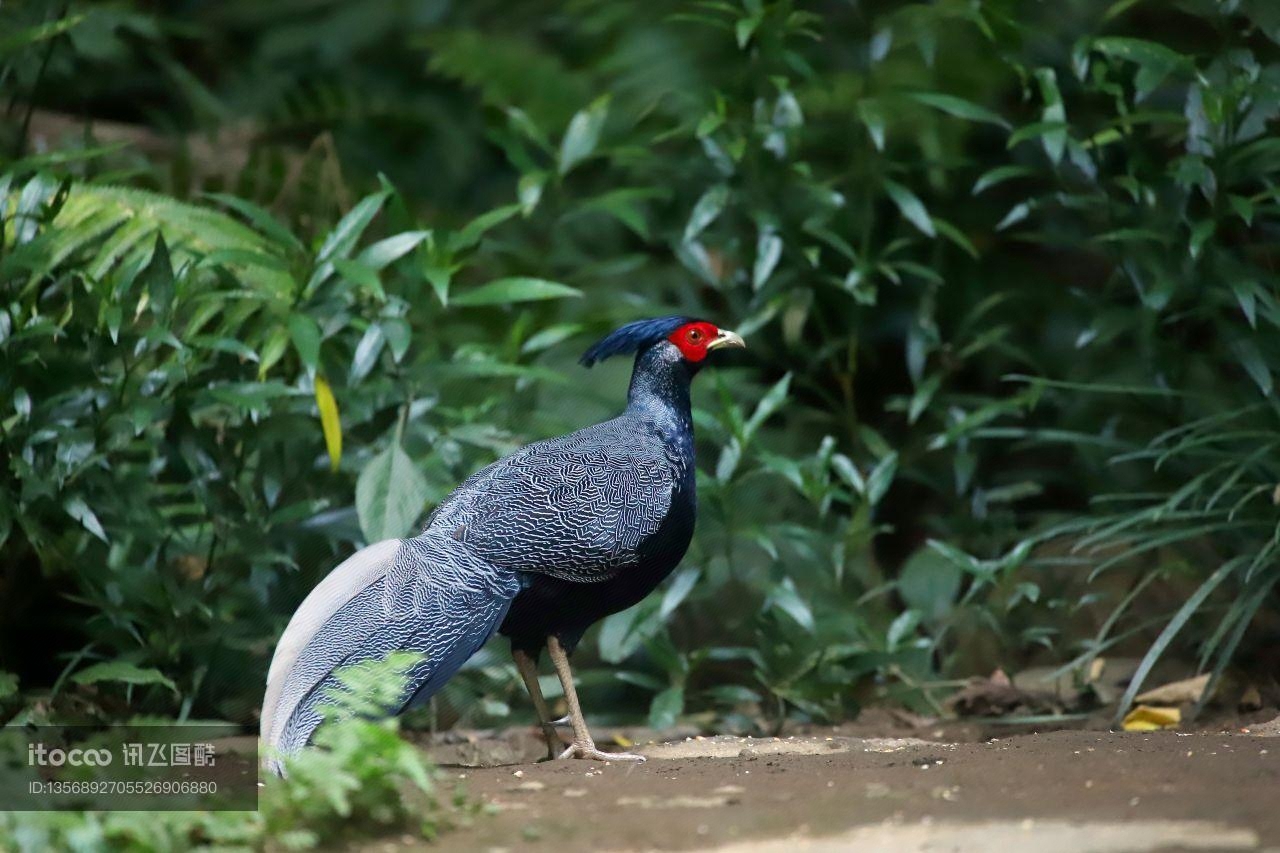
left=557, top=741, right=647, bottom=763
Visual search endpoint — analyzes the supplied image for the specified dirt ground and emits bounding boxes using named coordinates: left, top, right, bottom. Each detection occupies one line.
left=395, top=712, right=1280, bottom=853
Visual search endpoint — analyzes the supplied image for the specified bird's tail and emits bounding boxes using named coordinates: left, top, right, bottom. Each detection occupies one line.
left=260, top=533, right=520, bottom=774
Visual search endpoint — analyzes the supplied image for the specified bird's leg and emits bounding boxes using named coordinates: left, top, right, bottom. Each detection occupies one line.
left=512, top=648, right=561, bottom=760
left=546, top=635, right=646, bottom=763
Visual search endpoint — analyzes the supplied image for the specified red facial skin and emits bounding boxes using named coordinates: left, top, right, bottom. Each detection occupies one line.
left=667, top=321, right=721, bottom=362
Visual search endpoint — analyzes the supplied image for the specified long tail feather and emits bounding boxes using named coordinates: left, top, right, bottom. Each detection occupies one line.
left=260, top=533, right=520, bottom=773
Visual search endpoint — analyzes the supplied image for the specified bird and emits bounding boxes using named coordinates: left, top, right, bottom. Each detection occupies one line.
left=260, top=316, right=745, bottom=769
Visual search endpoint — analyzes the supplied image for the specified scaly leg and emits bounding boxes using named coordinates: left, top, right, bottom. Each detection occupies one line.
left=512, top=648, right=561, bottom=760
left=547, top=635, right=646, bottom=763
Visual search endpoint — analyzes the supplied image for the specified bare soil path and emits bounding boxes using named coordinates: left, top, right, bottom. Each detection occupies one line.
left=408, top=718, right=1280, bottom=852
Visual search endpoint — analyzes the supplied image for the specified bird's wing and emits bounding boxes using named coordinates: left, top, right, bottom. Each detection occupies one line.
left=260, top=533, right=520, bottom=772
left=424, top=417, right=677, bottom=582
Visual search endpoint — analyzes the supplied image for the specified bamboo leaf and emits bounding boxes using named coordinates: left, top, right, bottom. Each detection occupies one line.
left=906, top=92, right=1009, bottom=129
left=559, top=95, right=611, bottom=175
left=882, top=179, right=935, bottom=237
left=451, top=277, right=582, bottom=307
left=315, top=376, right=342, bottom=471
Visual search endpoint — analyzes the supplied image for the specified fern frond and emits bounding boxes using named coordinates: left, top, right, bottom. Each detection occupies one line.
left=5, top=182, right=298, bottom=297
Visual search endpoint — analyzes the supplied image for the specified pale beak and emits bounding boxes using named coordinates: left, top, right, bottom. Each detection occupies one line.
left=706, top=328, right=746, bottom=352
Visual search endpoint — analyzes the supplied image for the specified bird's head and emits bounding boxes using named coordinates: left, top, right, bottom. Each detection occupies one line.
left=579, top=316, right=746, bottom=370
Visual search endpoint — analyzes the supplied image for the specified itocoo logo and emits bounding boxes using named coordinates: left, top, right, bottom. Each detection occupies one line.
left=28, top=743, right=113, bottom=767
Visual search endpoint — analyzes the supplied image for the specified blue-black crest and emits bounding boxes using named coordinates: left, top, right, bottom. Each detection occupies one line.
left=579, top=316, right=697, bottom=367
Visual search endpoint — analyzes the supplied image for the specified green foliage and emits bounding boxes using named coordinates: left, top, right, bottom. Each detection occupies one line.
left=1, top=654, right=472, bottom=851
left=2, top=0, right=1279, bottom=754
left=260, top=652, right=469, bottom=846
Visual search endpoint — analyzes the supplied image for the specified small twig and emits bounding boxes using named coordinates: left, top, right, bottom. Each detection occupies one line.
left=12, top=1, right=71, bottom=159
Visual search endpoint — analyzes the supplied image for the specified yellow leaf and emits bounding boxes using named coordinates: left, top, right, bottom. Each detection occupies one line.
left=1121, top=704, right=1181, bottom=731
left=611, top=733, right=634, bottom=748
left=314, top=376, right=342, bottom=471
left=1134, top=673, right=1210, bottom=705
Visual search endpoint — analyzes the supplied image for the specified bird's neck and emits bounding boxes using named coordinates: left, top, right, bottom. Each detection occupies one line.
left=625, top=347, right=694, bottom=444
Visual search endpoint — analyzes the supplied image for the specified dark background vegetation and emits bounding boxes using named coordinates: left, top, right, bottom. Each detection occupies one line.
left=3, top=0, right=1280, bottom=748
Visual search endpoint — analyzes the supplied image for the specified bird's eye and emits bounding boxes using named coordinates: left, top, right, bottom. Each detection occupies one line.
left=687, top=329, right=703, bottom=343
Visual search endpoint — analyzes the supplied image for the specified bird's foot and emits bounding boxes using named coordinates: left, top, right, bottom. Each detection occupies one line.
left=556, top=740, right=646, bottom=763
left=539, top=727, right=563, bottom=762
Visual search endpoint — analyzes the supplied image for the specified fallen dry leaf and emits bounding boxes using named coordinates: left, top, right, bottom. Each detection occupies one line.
left=1134, top=674, right=1210, bottom=706
left=1122, top=705, right=1181, bottom=731
left=946, top=669, right=1058, bottom=717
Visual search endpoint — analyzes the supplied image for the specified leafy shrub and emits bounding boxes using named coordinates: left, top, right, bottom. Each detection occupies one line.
left=1, top=653, right=471, bottom=852
left=2, top=0, right=1279, bottom=743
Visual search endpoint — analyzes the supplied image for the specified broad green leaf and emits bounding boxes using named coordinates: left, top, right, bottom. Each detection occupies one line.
left=1232, top=340, right=1272, bottom=396
left=72, top=661, right=176, bottom=693
left=1035, top=68, right=1067, bottom=163
left=306, top=188, right=391, bottom=294
left=598, top=608, right=649, bottom=664
left=746, top=373, right=792, bottom=438
left=206, top=381, right=294, bottom=409
left=926, top=539, right=987, bottom=577
left=684, top=185, right=730, bottom=243
left=716, top=438, right=742, bottom=483
left=579, top=187, right=666, bottom=239
left=349, top=325, right=386, bottom=384
left=259, top=327, right=289, bottom=378
left=315, top=376, right=342, bottom=471
left=886, top=609, right=922, bottom=650
left=288, top=314, right=322, bottom=371
left=1091, top=36, right=1187, bottom=68
left=906, top=92, right=1009, bottom=129
left=1232, top=282, right=1259, bottom=328
left=1091, top=37, right=1188, bottom=98
left=972, top=164, right=1037, bottom=195
left=140, top=234, right=175, bottom=318
left=898, top=548, right=961, bottom=622
left=450, top=204, right=521, bottom=252
left=64, top=496, right=107, bottom=542
left=357, top=230, right=430, bottom=270
left=382, top=318, right=411, bottom=362
left=859, top=101, right=887, bottom=150
left=882, top=179, right=935, bottom=237
left=205, top=192, right=305, bottom=255
left=767, top=577, right=815, bottom=632
left=648, top=686, right=684, bottom=730
left=518, top=172, right=545, bottom=216
left=356, top=445, right=431, bottom=542
left=424, top=263, right=454, bottom=306
left=908, top=374, right=942, bottom=424
left=559, top=95, right=611, bottom=175
left=831, top=453, right=865, bottom=496
left=522, top=323, right=583, bottom=354
left=0, top=13, right=87, bottom=56
left=932, top=218, right=978, bottom=259
left=1228, top=195, right=1254, bottom=226
left=753, top=227, right=783, bottom=290
left=995, top=202, right=1031, bottom=231
left=865, top=451, right=899, bottom=505
left=333, top=258, right=385, bottom=301
left=451, top=277, right=582, bottom=307
left=659, top=568, right=701, bottom=620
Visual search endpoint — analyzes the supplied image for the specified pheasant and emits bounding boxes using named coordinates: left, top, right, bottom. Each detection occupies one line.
left=260, top=316, right=744, bottom=768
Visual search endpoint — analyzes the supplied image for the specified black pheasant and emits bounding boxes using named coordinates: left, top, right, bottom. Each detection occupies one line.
left=261, top=316, right=744, bottom=767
